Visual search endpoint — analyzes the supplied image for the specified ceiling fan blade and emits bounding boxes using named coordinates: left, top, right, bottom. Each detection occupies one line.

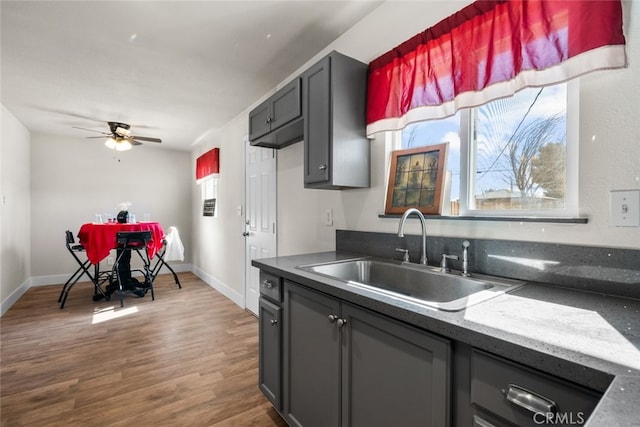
left=72, top=126, right=111, bottom=135
left=86, top=136, right=111, bottom=139
left=130, top=140, right=143, bottom=146
left=131, top=136, right=162, bottom=143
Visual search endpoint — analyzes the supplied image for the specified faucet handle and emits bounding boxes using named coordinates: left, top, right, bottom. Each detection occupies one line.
left=440, top=254, right=459, bottom=273
left=395, top=248, right=410, bottom=263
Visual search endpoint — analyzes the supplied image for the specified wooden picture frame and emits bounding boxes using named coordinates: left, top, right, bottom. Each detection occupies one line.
left=385, top=143, right=448, bottom=215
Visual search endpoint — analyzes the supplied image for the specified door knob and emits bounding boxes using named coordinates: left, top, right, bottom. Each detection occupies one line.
left=270, top=319, right=278, bottom=326
left=328, top=314, right=338, bottom=323
left=242, top=231, right=250, bottom=236
left=318, top=163, right=327, bottom=171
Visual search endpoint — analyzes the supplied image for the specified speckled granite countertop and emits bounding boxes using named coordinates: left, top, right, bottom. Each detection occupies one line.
left=253, top=251, right=640, bottom=427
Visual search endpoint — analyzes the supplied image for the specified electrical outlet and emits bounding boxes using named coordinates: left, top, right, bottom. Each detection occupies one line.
left=107, top=257, right=115, bottom=265
left=610, top=190, right=640, bottom=227
left=324, top=208, right=333, bottom=226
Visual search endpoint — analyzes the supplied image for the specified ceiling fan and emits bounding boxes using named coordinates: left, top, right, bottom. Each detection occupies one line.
left=73, top=121, right=162, bottom=151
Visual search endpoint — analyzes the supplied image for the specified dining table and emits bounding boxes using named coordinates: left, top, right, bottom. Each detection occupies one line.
left=78, top=221, right=165, bottom=265
left=77, top=221, right=165, bottom=298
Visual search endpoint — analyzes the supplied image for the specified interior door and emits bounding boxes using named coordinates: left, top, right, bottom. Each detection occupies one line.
left=244, top=138, right=277, bottom=315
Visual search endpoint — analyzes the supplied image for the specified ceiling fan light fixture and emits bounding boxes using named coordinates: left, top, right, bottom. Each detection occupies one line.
left=105, top=137, right=117, bottom=149
left=115, top=139, right=132, bottom=151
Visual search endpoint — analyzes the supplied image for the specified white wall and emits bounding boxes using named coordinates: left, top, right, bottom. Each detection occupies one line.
left=192, top=0, right=639, bottom=303
left=1, top=105, right=32, bottom=312
left=190, top=126, right=246, bottom=305
left=30, top=133, right=192, bottom=278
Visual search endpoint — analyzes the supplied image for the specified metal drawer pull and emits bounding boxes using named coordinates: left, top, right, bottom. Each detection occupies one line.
left=502, top=384, right=558, bottom=415
left=270, top=319, right=278, bottom=326
left=262, top=280, right=274, bottom=289
left=473, top=415, right=497, bottom=427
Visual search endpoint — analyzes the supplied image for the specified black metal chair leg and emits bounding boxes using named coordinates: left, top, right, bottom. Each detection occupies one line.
left=58, top=263, right=87, bottom=302
left=166, top=263, right=181, bottom=289
left=59, top=266, right=86, bottom=308
left=150, top=249, right=182, bottom=289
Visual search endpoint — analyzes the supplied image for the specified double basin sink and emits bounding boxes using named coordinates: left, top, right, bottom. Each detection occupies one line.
left=298, top=258, right=525, bottom=311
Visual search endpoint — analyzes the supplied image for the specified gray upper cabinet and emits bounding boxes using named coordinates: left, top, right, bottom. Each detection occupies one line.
left=249, top=78, right=303, bottom=148
left=282, top=279, right=450, bottom=427
left=248, top=51, right=370, bottom=188
left=302, top=51, right=370, bottom=189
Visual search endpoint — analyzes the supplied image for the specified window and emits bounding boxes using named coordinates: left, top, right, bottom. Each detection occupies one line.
left=394, top=81, right=578, bottom=217
left=200, top=176, right=218, bottom=217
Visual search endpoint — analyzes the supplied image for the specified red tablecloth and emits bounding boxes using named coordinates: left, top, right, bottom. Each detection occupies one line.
left=78, top=222, right=165, bottom=265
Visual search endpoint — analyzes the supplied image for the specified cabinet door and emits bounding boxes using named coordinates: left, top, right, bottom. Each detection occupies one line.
left=270, top=78, right=301, bottom=131
left=303, top=56, right=331, bottom=184
left=259, top=297, right=282, bottom=410
left=341, top=303, right=451, bottom=427
left=284, top=281, right=340, bottom=427
left=249, top=100, right=272, bottom=141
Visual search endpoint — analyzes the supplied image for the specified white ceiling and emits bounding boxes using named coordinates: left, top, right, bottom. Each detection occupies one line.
left=1, top=1, right=382, bottom=151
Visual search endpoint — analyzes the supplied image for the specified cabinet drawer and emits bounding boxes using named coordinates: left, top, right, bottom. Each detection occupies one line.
left=259, top=271, right=281, bottom=303
left=470, top=349, right=601, bottom=426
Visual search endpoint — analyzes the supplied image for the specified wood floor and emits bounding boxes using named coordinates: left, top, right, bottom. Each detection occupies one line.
left=1, top=273, right=288, bottom=426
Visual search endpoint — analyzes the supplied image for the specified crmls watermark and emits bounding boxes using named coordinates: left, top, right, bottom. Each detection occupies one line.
left=533, top=412, right=586, bottom=425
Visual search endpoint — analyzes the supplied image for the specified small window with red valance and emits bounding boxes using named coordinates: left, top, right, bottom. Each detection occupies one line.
left=196, top=148, right=219, bottom=217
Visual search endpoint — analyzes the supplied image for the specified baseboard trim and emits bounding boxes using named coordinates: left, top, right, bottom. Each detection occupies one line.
left=1, top=278, right=30, bottom=316
left=191, top=265, right=244, bottom=309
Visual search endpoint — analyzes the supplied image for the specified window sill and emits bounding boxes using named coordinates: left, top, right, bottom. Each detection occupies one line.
left=378, top=214, right=588, bottom=224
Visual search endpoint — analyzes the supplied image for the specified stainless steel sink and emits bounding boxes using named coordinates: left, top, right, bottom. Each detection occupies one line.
left=298, top=258, right=525, bottom=311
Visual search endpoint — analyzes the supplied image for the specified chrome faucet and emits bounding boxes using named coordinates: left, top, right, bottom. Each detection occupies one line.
left=397, top=208, right=428, bottom=265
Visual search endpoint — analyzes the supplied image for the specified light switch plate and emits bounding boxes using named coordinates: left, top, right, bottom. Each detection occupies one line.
left=610, top=190, right=640, bottom=227
left=324, top=208, right=333, bottom=226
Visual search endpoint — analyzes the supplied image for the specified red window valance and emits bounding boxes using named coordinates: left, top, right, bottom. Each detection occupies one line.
left=366, top=0, right=626, bottom=136
left=196, top=148, right=219, bottom=180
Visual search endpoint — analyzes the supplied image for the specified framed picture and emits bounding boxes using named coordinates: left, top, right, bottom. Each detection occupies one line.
left=385, top=143, right=448, bottom=215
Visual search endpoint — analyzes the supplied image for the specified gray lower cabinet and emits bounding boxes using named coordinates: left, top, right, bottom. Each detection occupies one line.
left=302, top=51, right=370, bottom=189
left=283, top=281, right=341, bottom=427
left=258, top=297, right=282, bottom=410
left=282, top=280, right=451, bottom=427
left=341, top=303, right=451, bottom=427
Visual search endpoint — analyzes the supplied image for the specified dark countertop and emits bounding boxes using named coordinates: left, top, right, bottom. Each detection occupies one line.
left=253, top=251, right=640, bottom=427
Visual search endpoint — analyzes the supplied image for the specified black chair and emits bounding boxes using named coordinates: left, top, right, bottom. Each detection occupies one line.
left=113, top=231, right=154, bottom=307
left=59, top=230, right=108, bottom=309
